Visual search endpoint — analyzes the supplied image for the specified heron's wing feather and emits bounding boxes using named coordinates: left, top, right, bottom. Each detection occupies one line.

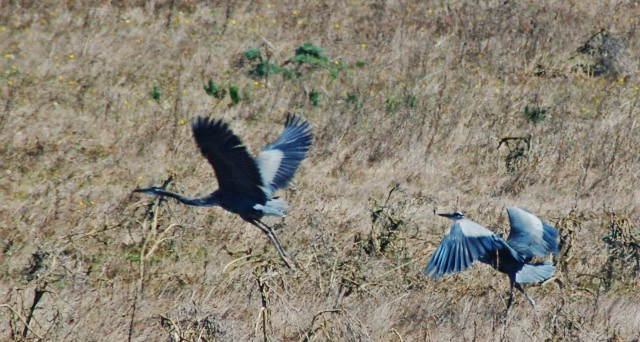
left=506, top=207, right=559, bottom=259
left=452, top=243, right=462, bottom=273
left=515, top=260, right=555, bottom=283
left=256, top=114, right=312, bottom=194
left=424, top=220, right=504, bottom=279
left=192, top=117, right=265, bottom=201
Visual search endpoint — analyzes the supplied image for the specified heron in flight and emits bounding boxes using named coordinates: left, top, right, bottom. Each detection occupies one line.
left=424, top=207, right=558, bottom=308
left=135, top=114, right=312, bottom=270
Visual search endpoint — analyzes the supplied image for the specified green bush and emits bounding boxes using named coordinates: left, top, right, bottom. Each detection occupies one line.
left=149, top=85, right=160, bottom=101
left=244, top=47, right=262, bottom=60
left=309, top=89, right=320, bottom=107
left=203, top=78, right=226, bottom=99
left=524, top=105, right=548, bottom=123
left=229, top=85, right=240, bottom=106
left=291, top=42, right=328, bottom=65
left=250, top=60, right=282, bottom=77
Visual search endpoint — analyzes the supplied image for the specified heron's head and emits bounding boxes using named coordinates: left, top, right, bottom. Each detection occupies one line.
left=438, top=211, right=465, bottom=220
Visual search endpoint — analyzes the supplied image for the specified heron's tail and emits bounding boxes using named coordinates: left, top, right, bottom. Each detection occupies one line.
left=515, top=260, right=555, bottom=284
left=254, top=197, right=288, bottom=217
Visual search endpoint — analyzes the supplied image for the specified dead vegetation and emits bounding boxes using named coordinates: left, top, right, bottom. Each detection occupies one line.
left=1, top=0, right=640, bottom=340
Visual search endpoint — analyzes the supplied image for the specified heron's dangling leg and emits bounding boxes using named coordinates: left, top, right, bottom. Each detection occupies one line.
left=253, top=220, right=298, bottom=271
left=514, top=283, right=536, bottom=307
left=506, top=282, right=515, bottom=309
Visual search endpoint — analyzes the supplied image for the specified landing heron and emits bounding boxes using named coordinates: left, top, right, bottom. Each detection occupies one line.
left=424, top=207, right=558, bottom=308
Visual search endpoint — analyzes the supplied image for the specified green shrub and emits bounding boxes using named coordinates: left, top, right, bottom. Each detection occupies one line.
left=385, top=95, right=399, bottom=112
left=250, top=60, right=282, bottom=77
left=149, top=85, right=160, bottom=101
left=524, top=105, right=548, bottom=123
left=309, top=89, right=320, bottom=106
left=291, top=42, right=328, bottom=65
left=244, top=48, right=262, bottom=60
left=203, top=78, right=226, bottom=99
left=229, top=85, right=240, bottom=105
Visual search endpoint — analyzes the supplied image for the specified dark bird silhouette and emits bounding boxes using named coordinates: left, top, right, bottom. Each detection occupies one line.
left=135, top=114, right=312, bottom=270
left=424, top=207, right=558, bottom=308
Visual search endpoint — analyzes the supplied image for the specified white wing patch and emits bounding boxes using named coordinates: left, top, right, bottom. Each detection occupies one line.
left=254, top=197, right=288, bottom=216
left=458, top=219, right=495, bottom=237
left=256, top=149, right=284, bottom=189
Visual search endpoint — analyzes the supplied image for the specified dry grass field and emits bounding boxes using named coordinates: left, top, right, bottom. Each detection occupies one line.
left=2, top=0, right=640, bottom=340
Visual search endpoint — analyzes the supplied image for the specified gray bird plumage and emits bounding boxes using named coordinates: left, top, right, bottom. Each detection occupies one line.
left=134, top=114, right=312, bottom=270
left=505, top=206, right=558, bottom=260
left=424, top=207, right=558, bottom=308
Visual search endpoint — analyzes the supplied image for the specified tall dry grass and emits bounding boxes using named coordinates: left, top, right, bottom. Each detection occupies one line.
left=1, top=0, right=640, bottom=340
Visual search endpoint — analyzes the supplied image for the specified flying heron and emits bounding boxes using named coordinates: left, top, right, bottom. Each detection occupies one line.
left=424, top=207, right=558, bottom=308
left=134, top=114, right=312, bottom=270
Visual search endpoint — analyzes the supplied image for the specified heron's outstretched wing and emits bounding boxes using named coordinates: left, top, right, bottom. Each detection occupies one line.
left=256, top=114, right=312, bottom=194
left=192, top=117, right=265, bottom=201
left=506, top=206, right=558, bottom=259
left=424, top=219, right=504, bottom=279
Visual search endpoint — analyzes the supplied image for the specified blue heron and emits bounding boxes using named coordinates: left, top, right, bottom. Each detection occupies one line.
left=134, top=114, right=312, bottom=270
left=424, top=207, right=558, bottom=308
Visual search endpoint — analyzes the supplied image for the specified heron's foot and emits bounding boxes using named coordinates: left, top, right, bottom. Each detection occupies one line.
left=525, top=294, right=536, bottom=308
left=514, top=283, right=536, bottom=308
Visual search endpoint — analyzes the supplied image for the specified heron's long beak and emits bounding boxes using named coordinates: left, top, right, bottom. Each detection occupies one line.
left=438, top=213, right=454, bottom=218
left=133, top=187, right=157, bottom=194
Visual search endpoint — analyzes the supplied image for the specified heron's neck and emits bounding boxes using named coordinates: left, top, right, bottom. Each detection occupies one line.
left=152, top=188, right=219, bottom=207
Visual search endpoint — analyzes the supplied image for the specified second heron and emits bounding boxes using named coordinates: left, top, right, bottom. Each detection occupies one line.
left=424, top=207, right=558, bottom=308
